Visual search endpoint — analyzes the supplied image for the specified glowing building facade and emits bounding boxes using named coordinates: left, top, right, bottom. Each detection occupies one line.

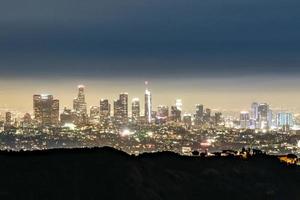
left=240, top=111, right=250, bottom=129
left=100, top=99, right=111, bottom=120
left=73, top=85, right=87, bottom=114
left=33, top=94, right=59, bottom=126
left=131, top=98, right=140, bottom=122
left=145, top=86, right=152, bottom=123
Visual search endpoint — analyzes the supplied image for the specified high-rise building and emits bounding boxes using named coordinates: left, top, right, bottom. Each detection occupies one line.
left=258, top=103, right=270, bottom=129
left=119, top=93, right=128, bottom=118
left=183, top=114, right=192, bottom=128
left=175, top=99, right=183, bottom=111
left=194, top=104, right=204, bottom=125
left=251, top=102, right=259, bottom=120
left=23, top=113, right=32, bottom=124
left=114, top=93, right=128, bottom=123
left=131, top=98, right=140, bottom=122
left=52, top=99, right=60, bottom=125
left=100, top=99, right=111, bottom=120
left=277, top=112, right=294, bottom=129
left=156, top=105, right=169, bottom=123
left=240, top=111, right=250, bottom=129
left=214, top=112, right=222, bottom=126
left=203, top=108, right=211, bottom=123
left=90, top=106, right=100, bottom=120
left=60, top=107, right=75, bottom=125
left=145, top=82, right=152, bottom=123
left=22, top=113, right=32, bottom=127
left=33, top=94, right=59, bottom=126
left=5, top=112, right=12, bottom=125
left=170, top=106, right=181, bottom=122
left=73, top=85, right=87, bottom=114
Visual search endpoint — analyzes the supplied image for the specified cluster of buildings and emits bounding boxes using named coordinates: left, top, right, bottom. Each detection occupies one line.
left=8, top=84, right=219, bottom=129
left=0, top=84, right=299, bottom=157
left=0, top=84, right=297, bottom=134
left=239, top=102, right=295, bottom=131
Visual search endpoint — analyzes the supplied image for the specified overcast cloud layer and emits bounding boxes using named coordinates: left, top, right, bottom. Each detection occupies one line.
left=0, top=0, right=299, bottom=78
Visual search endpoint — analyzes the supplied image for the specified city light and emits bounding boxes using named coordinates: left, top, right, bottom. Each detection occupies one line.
left=120, top=129, right=134, bottom=137
left=0, top=83, right=299, bottom=159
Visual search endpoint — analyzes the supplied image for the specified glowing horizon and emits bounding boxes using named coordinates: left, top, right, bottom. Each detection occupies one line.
left=0, top=75, right=300, bottom=114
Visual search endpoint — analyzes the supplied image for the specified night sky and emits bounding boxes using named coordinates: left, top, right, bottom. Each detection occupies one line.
left=0, top=0, right=300, bottom=112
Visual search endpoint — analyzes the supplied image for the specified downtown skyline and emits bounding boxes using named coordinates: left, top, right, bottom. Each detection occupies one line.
left=0, top=76, right=300, bottom=114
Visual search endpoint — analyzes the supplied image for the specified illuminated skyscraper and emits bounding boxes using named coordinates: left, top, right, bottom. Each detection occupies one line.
left=114, top=93, right=128, bottom=123
left=52, top=99, right=60, bottom=125
left=131, top=98, right=140, bottom=122
left=73, top=85, right=87, bottom=114
left=240, top=111, right=250, bottom=129
left=194, top=104, right=204, bottom=125
left=33, top=94, right=59, bottom=126
left=119, top=93, right=128, bottom=118
left=100, top=99, right=111, bottom=120
left=156, top=105, right=169, bottom=123
left=251, top=102, right=259, bottom=120
left=175, top=99, right=182, bottom=111
left=170, top=106, right=181, bottom=122
left=90, top=106, right=100, bottom=120
left=144, top=82, right=152, bottom=123
left=258, top=103, right=271, bottom=129
left=277, top=112, right=294, bottom=129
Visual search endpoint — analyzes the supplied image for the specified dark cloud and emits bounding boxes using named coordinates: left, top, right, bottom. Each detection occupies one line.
left=0, top=0, right=299, bottom=78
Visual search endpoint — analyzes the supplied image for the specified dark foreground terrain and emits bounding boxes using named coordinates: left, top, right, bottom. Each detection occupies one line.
left=0, top=147, right=299, bottom=200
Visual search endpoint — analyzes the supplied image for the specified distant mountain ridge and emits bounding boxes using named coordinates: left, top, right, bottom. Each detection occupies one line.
left=0, top=147, right=299, bottom=200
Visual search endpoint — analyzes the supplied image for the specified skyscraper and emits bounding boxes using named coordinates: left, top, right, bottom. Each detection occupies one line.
left=156, top=105, right=169, bottom=123
left=90, top=106, right=100, bottom=120
left=175, top=99, right=183, bottom=111
left=52, top=99, right=60, bottom=125
left=277, top=112, right=293, bottom=129
left=119, top=93, right=128, bottom=119
left=144, top=82, right=152, bottom=123
left=240, top=111, right=250, bottom=129
left=194, top=104, right=204, bottom=125
left=251, top=102, right=259, bottom=121
left=73, top=85, right=87, bottom=114
left=100, top=99, right=111, bottom=120
left=114, top=93, right=128, bottom=123
left=203, top=108, right=211, bottom=123
left=258, top=103, right=270, bottom=129
left=170, top=106, right=181, bottom=122
left=131, top=98, right=140, bottom=122
left=33, top=94, right=59, bottom=126
left=214, top=112, right=222, bottom=126
left=5, top=112, right=12, bottom=125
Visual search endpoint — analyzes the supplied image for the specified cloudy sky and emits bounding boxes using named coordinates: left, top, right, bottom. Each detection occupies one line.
left=0, top=0, right=300, bottom=112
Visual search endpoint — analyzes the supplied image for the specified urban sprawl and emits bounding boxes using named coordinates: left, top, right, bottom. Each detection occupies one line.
left=1, top=83, right=300, bottom=158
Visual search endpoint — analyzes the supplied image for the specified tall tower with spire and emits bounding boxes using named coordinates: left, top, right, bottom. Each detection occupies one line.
left=144, top=81, right=152, bottom=123
left=73, top=85, right=87, bottom=114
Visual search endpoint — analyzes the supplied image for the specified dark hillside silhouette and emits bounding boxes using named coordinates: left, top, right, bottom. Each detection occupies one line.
left=0, top=147, right=299, bottom=200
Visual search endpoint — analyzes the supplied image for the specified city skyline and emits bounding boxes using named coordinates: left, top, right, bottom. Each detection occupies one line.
left=0, top=76, right=300, bottom=114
